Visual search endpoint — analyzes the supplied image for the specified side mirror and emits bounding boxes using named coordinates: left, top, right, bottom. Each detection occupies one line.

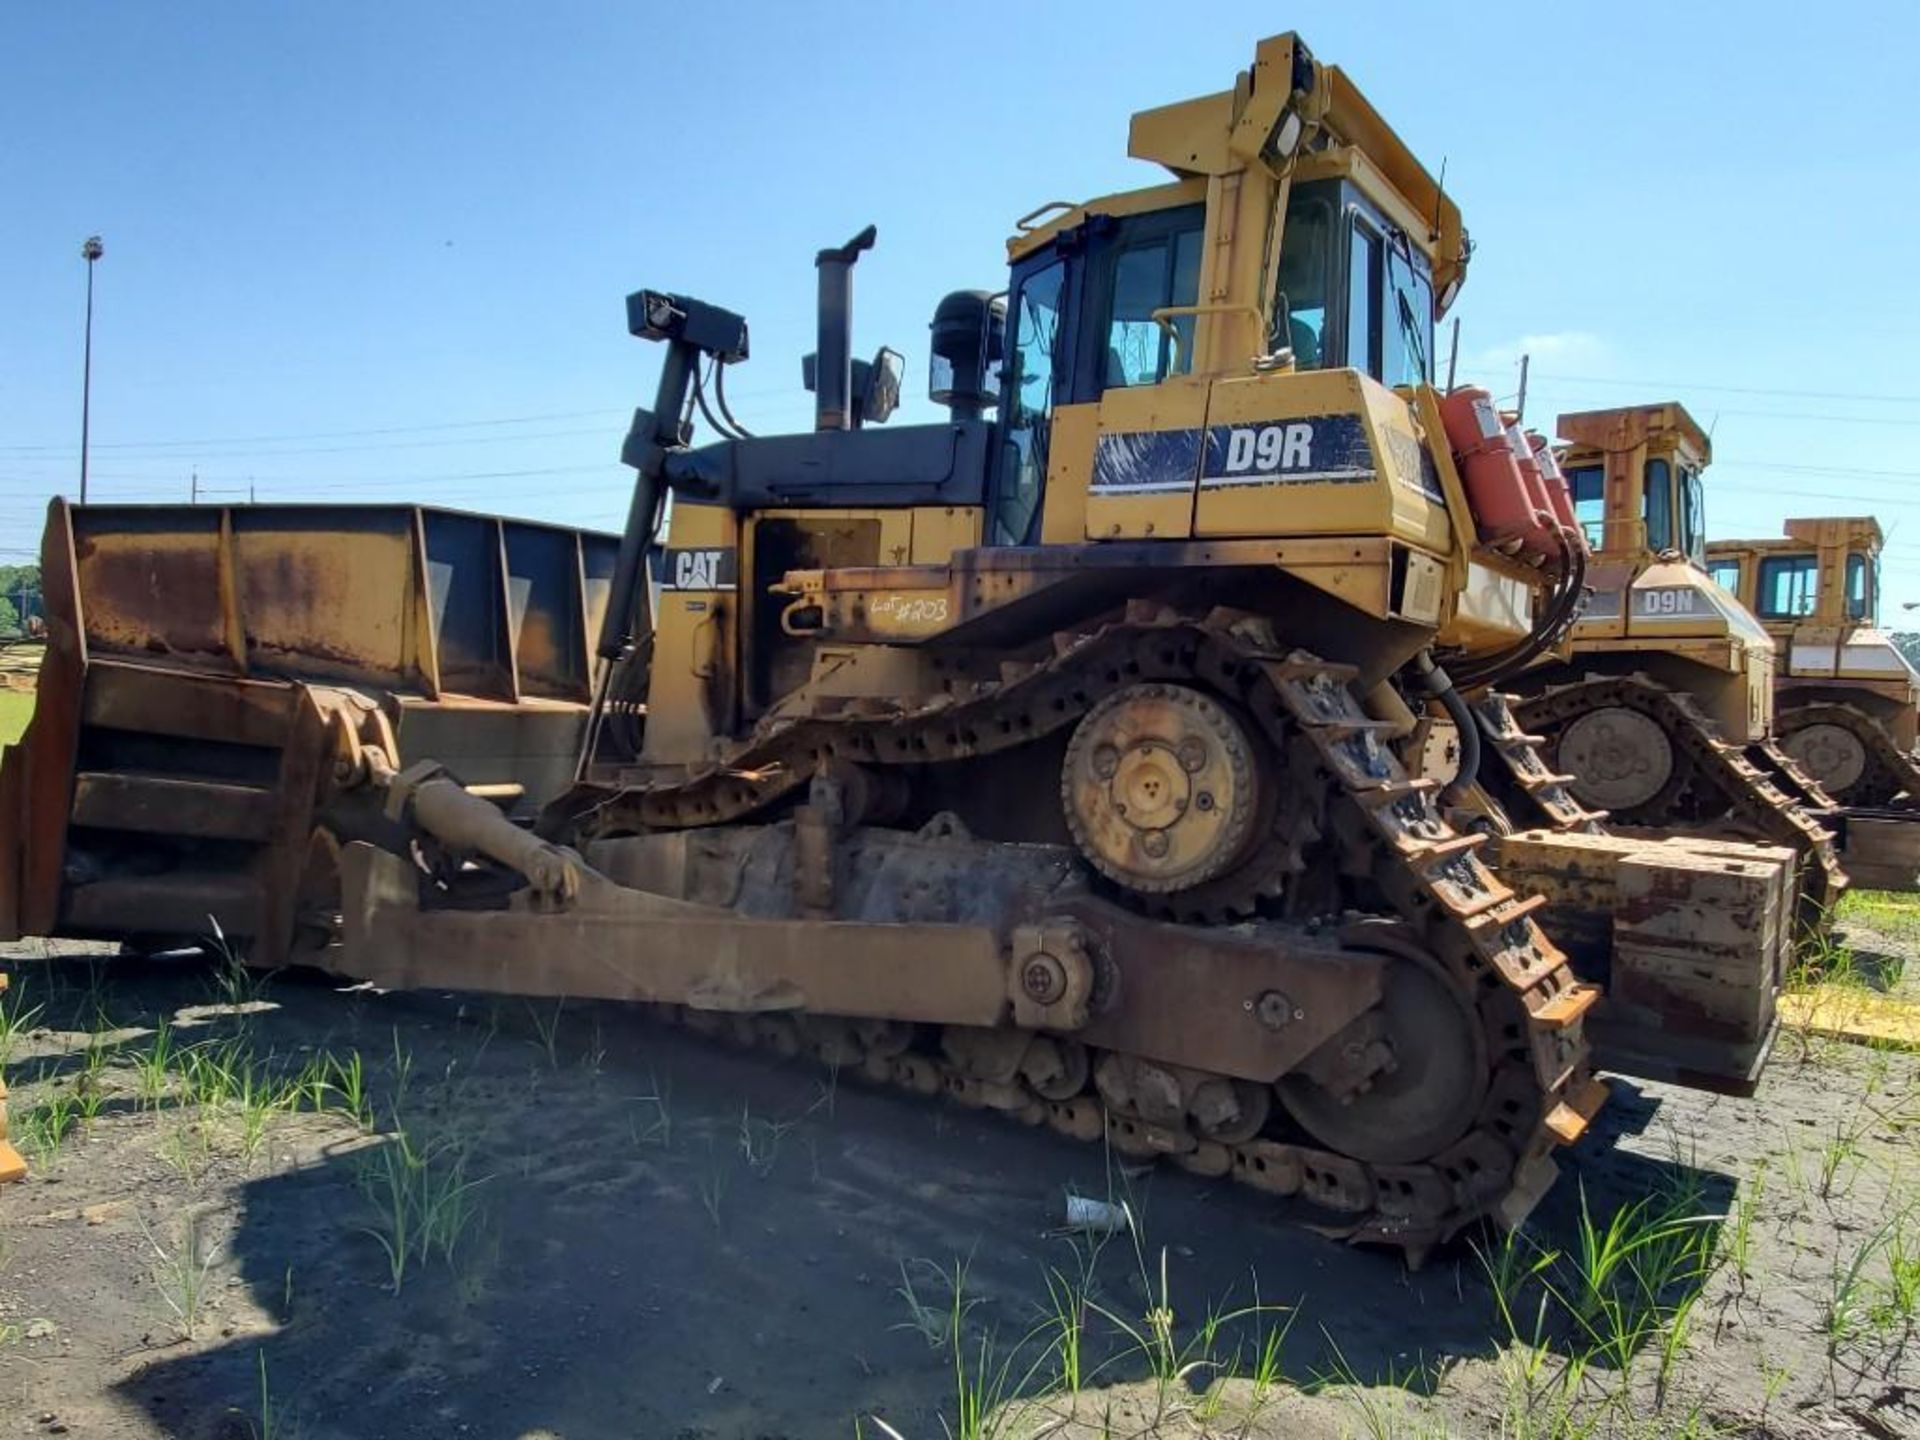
left=862, top=346, right=904, bottom=424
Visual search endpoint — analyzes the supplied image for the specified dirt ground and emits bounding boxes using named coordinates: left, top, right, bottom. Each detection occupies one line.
left=0, top=902, right=1916, bottom=1440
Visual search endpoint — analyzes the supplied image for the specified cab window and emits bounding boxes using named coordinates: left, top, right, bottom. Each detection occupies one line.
left=1679, top=465, right=1706, bottom=565
left=1846, top=552, right=1872, bottom=622
left=1757, top=554, right=1819, bottom=618
left=992, top=258, right=1065, bottom=547
left=1707, top=557, right=1742, bottom=595
left=1105, top=224, right=1204, bottom=388
left=1644, top=459, right=1673, bottom=553
left=1346, top=220, right=1382, bottom=379
left=1383, top=245, right=1433, bottom=387
left=1275, top=188, right=1334, bottom=368
left=1567, top=464, right=1605, bottom=549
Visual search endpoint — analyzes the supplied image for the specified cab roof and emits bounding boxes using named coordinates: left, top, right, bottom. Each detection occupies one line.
left=1005, top=33, right=1466, bottom=304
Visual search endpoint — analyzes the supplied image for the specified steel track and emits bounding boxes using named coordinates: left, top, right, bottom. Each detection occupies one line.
left=573, top=611, right=1603, bottom=1254
left=1777, top=700, right=1920, bottom=811
left=1511, top=675, right=1847, bottom=929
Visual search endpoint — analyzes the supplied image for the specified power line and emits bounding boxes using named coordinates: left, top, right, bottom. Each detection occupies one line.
left=0, top=407, right=625, bottom=455
left=0, top=424, right=619, bottom=464
left=0, top=407, right=821, bottom=469
left=1534, top=373, right=1920, bottom=407
left=28, top=462, right=617, bottom=491
left=1715, top=460, right=1920, bottom=481
left=1535, top=398, right=1920, bottom=430
left=0, top=387, right=819, bottom=458
left=1713, top=485, right=1920, bottom=508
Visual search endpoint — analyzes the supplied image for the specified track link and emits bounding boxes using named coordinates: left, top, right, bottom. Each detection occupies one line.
left=576, top=611, right=1602, bottom=1253
left=1512, top=675, right=1847, bottom=931
left=1746, top=738, right=1839, bottom=815
left=1470, top=692, right=1608, bottom=834
left=1778, top=700, right=1920, bottom=810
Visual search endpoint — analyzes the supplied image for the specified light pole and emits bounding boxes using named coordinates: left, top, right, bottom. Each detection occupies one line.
left=80, top=235, right=103, bottom=503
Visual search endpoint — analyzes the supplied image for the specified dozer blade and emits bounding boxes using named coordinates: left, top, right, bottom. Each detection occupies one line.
left=0, top=499, right=618, bottom=964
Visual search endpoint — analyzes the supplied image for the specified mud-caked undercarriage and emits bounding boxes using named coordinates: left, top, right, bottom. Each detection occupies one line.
left=339, top=609, right=1701, bottom=1255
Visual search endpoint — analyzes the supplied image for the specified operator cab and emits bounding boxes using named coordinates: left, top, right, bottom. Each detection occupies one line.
left=1561, top=453, right=1707, bottom=565
left=1747, top=546, right=1877, bottom=623
left=1557, top=408, right=1709, bottom=566
left=987, top=177, right=1438, bottom=546
left=1707, top=519, right=1886, bottom=632
left=1272, top=178, right=1435, bottom=387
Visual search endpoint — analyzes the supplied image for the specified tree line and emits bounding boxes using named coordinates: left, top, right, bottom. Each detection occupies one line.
left=0, top=564, right=41, bottom=637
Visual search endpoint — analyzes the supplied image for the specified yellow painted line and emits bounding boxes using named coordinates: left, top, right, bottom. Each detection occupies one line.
left=1778, top=987, right=1920, bottom=1049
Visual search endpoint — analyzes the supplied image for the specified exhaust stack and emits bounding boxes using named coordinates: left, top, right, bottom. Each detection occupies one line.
left=813, top=225, right=876, bottom=431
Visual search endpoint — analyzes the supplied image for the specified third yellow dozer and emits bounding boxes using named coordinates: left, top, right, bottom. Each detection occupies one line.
left=1708, top=516, right=1920, bottom=888
left=0, top=34, right=1796, bottom=1238
left=1708, top=518, right=1920, bottom=803
left=1473, top=402, right=1846, bottom=931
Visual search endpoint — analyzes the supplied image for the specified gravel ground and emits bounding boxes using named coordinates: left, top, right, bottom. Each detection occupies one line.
left=0, top=903, right=1913, bottom=1440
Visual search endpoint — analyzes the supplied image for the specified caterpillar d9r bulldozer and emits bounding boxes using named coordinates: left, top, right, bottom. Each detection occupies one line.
left=0, top=34, right=1796, bottom=1240
left=1708, top=517, right=1920, bottom=888
left=1469, top=403, right=1847, bottom=932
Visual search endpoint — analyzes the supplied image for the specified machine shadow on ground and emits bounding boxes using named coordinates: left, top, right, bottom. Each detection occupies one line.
left=4, top=951, right=1731, bottom=1440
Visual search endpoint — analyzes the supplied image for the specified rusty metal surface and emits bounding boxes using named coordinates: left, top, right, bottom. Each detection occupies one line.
left=1492, top=827, right=1792, bottom=1094
left=1837, top=812, right=1920, bottom=891
left=67, top=501, right=617, bottom=698
left=337, top=820, right=1383, bottom=1085
left=338, top=841, right=1014, bottom=1025
left=69, top=771, right=279, bottom=841
left=1059, top=895, right=1382, bottom=1082
left=0, top=499, right=619, bottom=961
left=0, top=739, right=24, bottom=941
left=18, top=502, right=87, bottom=938
left=0, top=975, right=24, bottom=1185
left=1613, top=848, right=1786, bottom=1042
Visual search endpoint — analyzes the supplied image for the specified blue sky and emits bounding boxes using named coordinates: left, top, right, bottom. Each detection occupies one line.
left=5, top=3, right=1918, bottom=611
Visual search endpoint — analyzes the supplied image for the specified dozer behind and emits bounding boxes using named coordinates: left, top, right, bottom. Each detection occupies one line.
left=0, top=34, right=1797, bottom=1242
left=1469, top=402, right=1850, bottom=928
left=1708, top=516, right=1920, bottom=888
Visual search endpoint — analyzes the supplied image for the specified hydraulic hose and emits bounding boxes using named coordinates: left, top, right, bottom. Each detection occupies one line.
left=1413, top=648, right=1480, bottom=808
left=1449, top=528, right=1588, bottom=692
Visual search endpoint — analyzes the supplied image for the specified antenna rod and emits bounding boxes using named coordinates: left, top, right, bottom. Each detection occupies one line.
left=1444, top=315, right=1460, bottom=392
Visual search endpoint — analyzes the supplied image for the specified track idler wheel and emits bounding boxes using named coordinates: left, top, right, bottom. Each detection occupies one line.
left=1781, top=722, right=1870, bottom=797
left=1555, top=705, right=1676, bottom=813
left=1276, top=956, right=1487, bottom=1167
left=1061, top=683, right=1268, bottom=899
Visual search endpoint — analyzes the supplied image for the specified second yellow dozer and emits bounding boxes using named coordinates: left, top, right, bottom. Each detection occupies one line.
left=1707, top=517, right=1920, bottom=889
left=1467, top=402, right=1849, bottom=931
left=0, top=34, right=1796, bottom=1240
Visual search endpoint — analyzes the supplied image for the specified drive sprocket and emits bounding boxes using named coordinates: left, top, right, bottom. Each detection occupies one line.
left=1061, top=682, right=1269, bottom=898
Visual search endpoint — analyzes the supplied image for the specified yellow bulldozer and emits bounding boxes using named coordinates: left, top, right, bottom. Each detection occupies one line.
left=1470, top=402, right=1848, bottom=924
left=1708, top=516, right=1920, bottom=887
left=0, top=34, right=1801, bottom=1244
left=1708, top=517, right=1920, bottom=801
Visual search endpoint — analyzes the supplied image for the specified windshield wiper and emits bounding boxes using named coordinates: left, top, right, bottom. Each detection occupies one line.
left=1396, top=287, right=1429, bottom=383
